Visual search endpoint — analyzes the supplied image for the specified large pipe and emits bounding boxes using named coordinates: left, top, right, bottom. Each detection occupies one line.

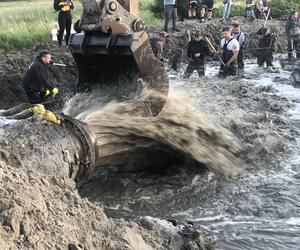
left=0, top=116, right=97, bottom=180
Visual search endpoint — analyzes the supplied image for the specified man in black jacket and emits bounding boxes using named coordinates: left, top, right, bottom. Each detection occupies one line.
left=23, top=51, right=58, bottom=104
left=285, top=10, right=300, bottom=59
left=54, top=0, right=74, bottom=46
left=184, top=32, right=210, bottom=78
left=256, top=27, right=276, bottom=70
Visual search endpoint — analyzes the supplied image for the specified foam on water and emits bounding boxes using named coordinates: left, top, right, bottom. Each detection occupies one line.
left=66, top=58, right=300, bottom=249
left=177, top=59, right=300, bottom=249
left=0, top=113, right=16, bottom=127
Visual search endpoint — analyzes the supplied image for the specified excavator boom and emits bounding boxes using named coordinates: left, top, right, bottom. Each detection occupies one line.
left=69, top=0, right=169, bottom=116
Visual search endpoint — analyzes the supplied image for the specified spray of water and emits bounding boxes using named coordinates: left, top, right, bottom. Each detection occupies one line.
left=64, top=89, right=245, bottom=177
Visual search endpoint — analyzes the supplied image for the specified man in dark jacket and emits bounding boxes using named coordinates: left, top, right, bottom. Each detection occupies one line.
left=256, top=27, right=276, bottom=70
left=285, top=10, right=300, bottom=59
left=23, top=51, right=58, bottom=104
left=184, top=32, right=210, bottom=78
left=54, top=0, right=74, bottom=46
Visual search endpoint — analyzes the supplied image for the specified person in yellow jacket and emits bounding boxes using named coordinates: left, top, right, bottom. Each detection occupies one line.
left=53, top=0, right=74, bottom=46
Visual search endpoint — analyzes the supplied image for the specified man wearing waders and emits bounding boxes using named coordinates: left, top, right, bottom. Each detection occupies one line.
left=184, top=32, right=210, bottom=78
left=231, top=23, right=245, bottom=69
left=54, top=0, right=74, bottom=46
left=218, top=27, right=240, bottom=77
left=285, top=10, right=300, bottom=59
left=256, top=27, right=276, bottom=71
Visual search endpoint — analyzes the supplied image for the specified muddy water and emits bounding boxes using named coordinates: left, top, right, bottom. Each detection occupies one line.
left=65, top=59, right=300, bottom=249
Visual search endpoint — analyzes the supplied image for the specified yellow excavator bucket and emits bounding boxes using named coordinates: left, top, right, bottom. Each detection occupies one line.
left=69, top=0, right=169, bottom=116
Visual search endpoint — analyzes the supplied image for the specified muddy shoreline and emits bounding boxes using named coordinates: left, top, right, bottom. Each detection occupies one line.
left=0, top=18, right=298, bottom=249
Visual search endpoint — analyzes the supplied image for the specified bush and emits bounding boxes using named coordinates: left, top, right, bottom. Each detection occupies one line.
left=269, top=0, right=300, bottom=19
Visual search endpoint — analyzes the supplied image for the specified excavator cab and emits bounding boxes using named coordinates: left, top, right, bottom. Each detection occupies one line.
left=69, top=0, right=169, bottom=116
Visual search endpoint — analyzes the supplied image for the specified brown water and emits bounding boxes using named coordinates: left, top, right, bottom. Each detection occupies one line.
left=63, top=60, right=300, bottom=250
left=64, top=90, right=245, bottom=177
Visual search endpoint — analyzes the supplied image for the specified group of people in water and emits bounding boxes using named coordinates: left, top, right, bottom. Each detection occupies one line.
left=158, top=8, right=300, bottom=78
left=153, top=22, right=277, bottom=78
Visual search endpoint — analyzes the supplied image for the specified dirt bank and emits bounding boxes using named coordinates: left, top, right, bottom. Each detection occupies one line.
left=0, top=43, right=77, bottom=110
left=0, top=17, right=296, bottom=249
left=0, top=119, right=214, bottom=249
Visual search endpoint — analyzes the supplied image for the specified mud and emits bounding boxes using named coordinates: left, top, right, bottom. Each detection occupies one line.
left=60, top=64, right=299, bottom=250
left=0, top=117, right=215, bottom=249
left=0, top=18, right=297, bottom=250
left=0, top=43, right=77, bottom=109
left=0, top=153, right=213, bottom=249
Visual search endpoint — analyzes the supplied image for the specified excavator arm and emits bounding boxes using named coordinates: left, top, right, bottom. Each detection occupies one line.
left=69, top=0, right=169, bottom=116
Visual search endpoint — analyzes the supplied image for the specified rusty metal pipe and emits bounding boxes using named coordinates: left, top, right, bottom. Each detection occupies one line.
left=0, top=116, right=97, bottom=180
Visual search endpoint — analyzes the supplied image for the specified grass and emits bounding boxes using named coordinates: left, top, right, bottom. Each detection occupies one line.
left=0, top=0, right=82, bottom=50
left=139, top=0, right=162, bottom=27
left=0, top=0, right=161, bottom=51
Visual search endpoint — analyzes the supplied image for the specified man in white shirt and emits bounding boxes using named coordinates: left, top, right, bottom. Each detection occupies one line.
left=231, top=23, right=245, bottom=69
left=163, top=0, right=179, bottom=32
left=218, top=27, right=240, bottom=76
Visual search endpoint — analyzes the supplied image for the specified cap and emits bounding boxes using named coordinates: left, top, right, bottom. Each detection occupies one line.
left=159, top=31, right=170, bottom=37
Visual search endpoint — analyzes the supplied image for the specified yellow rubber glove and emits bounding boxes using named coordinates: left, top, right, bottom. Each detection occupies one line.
left=43, top=111, right=61, bottom=125
left=52, top=87, right=59, bottom=95
left=28, top=104, right=46, bottom=115
left=45, top=89, right=50, bottom=97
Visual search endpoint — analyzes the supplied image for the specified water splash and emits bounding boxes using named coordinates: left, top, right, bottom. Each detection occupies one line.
left=64, top=90, right=245, bottom=177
